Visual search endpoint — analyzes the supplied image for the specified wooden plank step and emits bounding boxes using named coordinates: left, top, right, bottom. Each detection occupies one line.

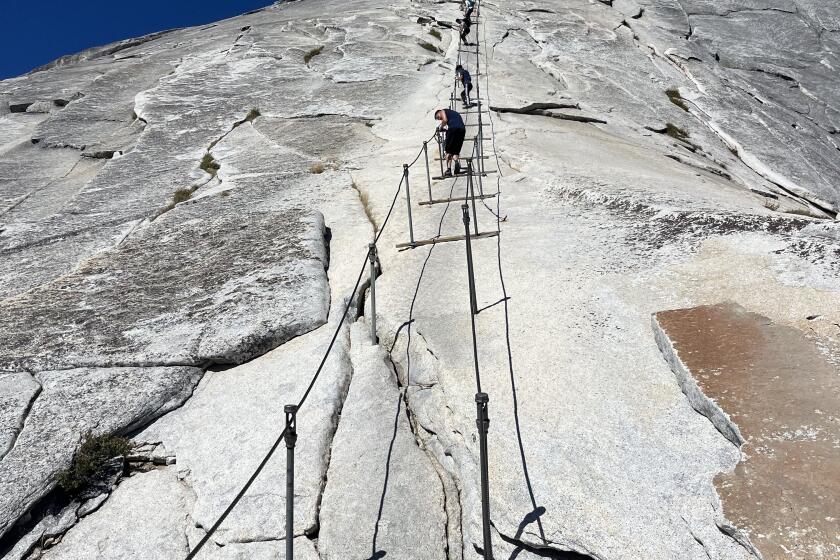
left=396, top=230, right=499, bottom=249
left=434, top=155, right=489, bottom=161
left=431, top=170, right=496, bottom=180
left=419, top=193, right=496, bottom=206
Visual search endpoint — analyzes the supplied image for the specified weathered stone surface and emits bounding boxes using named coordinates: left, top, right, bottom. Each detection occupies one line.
left=42, top=469, right=193, bottom=560
left=654, top=303, right=840, bottom=560
left=137, top=311, right=354, bottom=545
left=319, top=322, right=446, bottom=560
left=0, top=366, right=202, bottom=540
left=0, top=200, right=330, bottom=371
left=4, top=501, right=79, bottom=560
left=0, top=372, right=39, bottom=460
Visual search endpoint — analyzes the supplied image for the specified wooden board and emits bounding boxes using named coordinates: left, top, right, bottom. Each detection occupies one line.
left=419, top=193, right=496, bottom=206
left=396, top=230, right=499, bottom=249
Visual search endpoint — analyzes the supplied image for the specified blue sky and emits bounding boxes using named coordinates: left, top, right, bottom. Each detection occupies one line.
left=1, top=1, right=273, bottom=79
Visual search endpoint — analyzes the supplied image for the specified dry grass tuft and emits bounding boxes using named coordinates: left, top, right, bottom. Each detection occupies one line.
left=665, top=88, right=689, bottom=112
left=304, top=45, right=324, bottom=64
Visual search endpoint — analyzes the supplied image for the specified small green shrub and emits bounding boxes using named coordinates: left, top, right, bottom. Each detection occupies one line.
left=304, top=45, right=324, bottom=64
left=245, top=108, right=261, bottom=122
left=665, top=88, right=689, bottom=112
left=428, top=28, right=442, bottom=40
left=56, top=432, right=131, bottom=495
left=418, top=41, right=440, bottom=54
left=310, top=162, right=326, bottom=174
left=665, top=123, right=689, bottom=141
left=200, top=153, right=221, bottom=176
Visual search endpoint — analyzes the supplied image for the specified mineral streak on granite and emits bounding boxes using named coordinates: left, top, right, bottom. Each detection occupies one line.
left=0, top=366, right=203, bottom=541
left=654, top=303, right=840, bottom=560
left=318, top=322, right=447, bottom=560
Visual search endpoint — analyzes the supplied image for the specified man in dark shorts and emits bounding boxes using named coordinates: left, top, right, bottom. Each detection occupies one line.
left=457, top=17, right=472, bottom=45
left=435, top=108, right=466, bottom=177
left=456, top=65, right=473, bottom=107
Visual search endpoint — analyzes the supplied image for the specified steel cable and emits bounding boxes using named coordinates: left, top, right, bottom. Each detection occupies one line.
left=186, top=134, right=433, bottom=559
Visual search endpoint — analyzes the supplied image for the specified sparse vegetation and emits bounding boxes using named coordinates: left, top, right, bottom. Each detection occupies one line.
left=418, top=41, right=440, bottom=54
left=56, top=432, right=131, bottom=495
left=728, top=145, right=739, bottom=157
left=665, top=88, right=689, bottom=112
left=428, top=28, right=442, bottom=40
left=200, top=153, right=221, bottom=176
left=310, top=158, right=343, bottom=174
left=173, top=186, right=197, bottom=204
left=665, top=122, right=689, bottom=141
left=763, top=198, right=781, bottom=211
left=353, top=180, right=377, bottom=232
left=304, top=45, right=324, bottom=64
left=244, top=108, right=261, bottom=122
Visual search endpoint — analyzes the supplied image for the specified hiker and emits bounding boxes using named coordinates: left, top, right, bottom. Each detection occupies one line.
left=456, top=65, right=473, bottom=107
left=435, top=108, right=466, bottom=177
left=465, top=0, right=475, bottom=21
left=457, top=17, right=472, bottom=45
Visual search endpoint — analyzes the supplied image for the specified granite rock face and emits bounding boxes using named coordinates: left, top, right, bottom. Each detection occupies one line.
left=318, top=323, right=447, bottom=560
left=0, top=366, right=202, bottom=541
left=1, top=0, right=838, bottom=559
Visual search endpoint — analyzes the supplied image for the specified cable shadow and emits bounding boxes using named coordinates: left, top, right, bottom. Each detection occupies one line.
left=367, top=392, right=402, bottom=560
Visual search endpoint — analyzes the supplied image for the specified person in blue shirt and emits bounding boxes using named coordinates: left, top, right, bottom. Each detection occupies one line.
left=456, top=65, right=473, bottom=107
left=435, top=108, right=466, bottom=177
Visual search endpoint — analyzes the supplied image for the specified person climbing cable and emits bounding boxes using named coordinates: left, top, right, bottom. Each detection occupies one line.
left=457, top=17, right=472, bottom=45
left=435, top=108, right=466, bottom=177
left=457, top=65, right=473, bottom=107
left=464, top=0, right=476, bottom=21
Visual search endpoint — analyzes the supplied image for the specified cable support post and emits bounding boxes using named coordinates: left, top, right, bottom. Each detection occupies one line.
left=461, top=204, right=479, bottom=318
left=475, top=392, right=493, bottom=559
left=468, top=160, right=479, bottom=236
left=403, top=164, right=415, bottom=247
left=284, top=405, right=298, bottom=560
left=368, top=243, right=378, bottom=344
left=423, top=141, right=433, bottom=202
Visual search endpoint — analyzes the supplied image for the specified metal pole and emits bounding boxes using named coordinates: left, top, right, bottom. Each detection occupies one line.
left=404, top=164, right=415, bottom=246
left=368, top=243, right=377, bottom=344
left=468, top=161, right=479, bottom=236
left=437, top=131, right=445, bottom=176
left=477, top=101, right=486, bottom=176
left=461, top=204, right=478, bottom=317
left=424, top=141, right=433, bottom=202
left=284, top=405, right=298, bottom=560
left=476, top=393, right=493, bottom=559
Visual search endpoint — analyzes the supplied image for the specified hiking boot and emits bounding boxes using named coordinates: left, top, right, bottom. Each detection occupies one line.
left=454, top=163, right=462, bottom=175
left=443, top=169, right=453, bottom=178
